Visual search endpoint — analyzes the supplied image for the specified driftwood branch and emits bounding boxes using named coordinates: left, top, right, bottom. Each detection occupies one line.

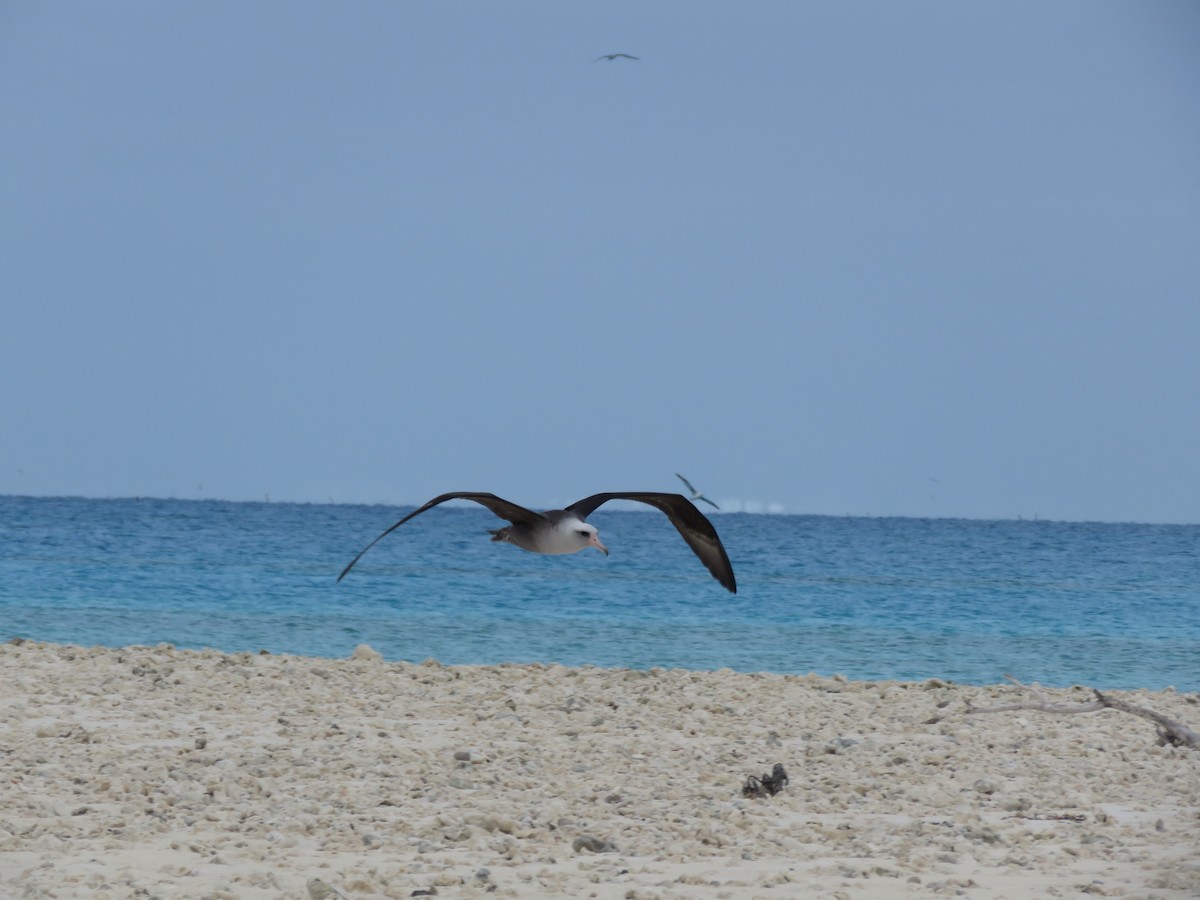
left=966, top=675, right=1198, bottom=749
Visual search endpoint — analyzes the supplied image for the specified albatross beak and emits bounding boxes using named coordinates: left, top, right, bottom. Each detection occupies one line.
left=589, top=533, right=609, bottom=556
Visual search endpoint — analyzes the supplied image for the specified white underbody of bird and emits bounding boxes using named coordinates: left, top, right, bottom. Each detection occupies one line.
left=489, top=514, right=608, bottom=556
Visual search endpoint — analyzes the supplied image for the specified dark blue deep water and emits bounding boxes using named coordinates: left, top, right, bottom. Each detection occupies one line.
left=1, top=496, right=1197, bottom=689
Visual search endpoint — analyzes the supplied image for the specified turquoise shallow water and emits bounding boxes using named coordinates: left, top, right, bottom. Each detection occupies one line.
left=1, top=495, right=1197, bottom=689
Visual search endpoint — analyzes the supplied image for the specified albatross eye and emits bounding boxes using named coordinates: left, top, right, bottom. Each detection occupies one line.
left=577, top=530, right=592, bottom=538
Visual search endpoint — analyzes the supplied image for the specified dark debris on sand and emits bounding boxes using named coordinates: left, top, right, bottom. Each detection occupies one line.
left=742, top=763, right=789, bottom=799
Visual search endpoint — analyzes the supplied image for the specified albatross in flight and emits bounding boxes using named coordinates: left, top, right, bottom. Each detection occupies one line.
left=594, top=53, right=639, bottom=62
left=337, top=491, right=736, bottom=593
left=675, top=473, right=719, bottom=511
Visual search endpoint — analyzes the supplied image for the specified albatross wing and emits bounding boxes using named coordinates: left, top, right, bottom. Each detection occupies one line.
left=675, top=473, right=699, bottom=494
left=337, top=492, right=544, bottom=582
left=566, top=492, right=736, bottom=593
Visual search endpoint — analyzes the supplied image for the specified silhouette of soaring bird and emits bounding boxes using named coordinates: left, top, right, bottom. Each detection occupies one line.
left=675, top=473, right=720, bottom=511
left=594, top=53, right=639, bottom=62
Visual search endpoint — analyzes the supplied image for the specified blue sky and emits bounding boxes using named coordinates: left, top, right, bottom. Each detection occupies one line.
left=2, top=1, right=1198, bottom=523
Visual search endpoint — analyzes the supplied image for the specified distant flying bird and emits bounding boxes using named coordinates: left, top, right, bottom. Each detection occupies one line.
left=338, top=490, right=736, bottom=592
left=675, top=473, right=719, bottom=511
left=594, top=53, right=639, bottom=62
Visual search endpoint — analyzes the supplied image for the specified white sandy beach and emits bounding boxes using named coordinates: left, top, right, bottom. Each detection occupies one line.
left=1, top=639, right=1197, bottom=899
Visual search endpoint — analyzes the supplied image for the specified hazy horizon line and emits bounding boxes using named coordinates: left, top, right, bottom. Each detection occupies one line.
left=2, top=490, right=1195, bottom=528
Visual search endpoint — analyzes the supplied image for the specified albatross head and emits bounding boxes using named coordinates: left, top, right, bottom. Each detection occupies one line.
left=540, top=513, right=609, bottom=556
left=557, top=518, right=608, bottom=556
left=578, top=522, right=609, bottom=556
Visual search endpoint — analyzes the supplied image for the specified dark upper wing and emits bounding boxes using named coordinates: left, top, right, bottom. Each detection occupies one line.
left=566, top=492, right=736, bottom=593
left=675, top=472, right=698, bottom=494
left=698, top=494, right=721, bottom=511
left=337, top=492, right=544, bottom=582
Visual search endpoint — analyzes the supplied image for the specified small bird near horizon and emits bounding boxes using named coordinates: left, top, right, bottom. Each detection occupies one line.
left=338, top=491, right=735, bottom=592
left=594, top=53, right=639, bottom=62
left=675, top=473, right=719, bottom=511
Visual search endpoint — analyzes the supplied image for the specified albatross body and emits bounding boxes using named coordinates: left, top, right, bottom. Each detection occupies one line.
left=338, top=491, right=736, bottom=592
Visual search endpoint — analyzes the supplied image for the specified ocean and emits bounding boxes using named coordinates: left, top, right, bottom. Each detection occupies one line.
left=2, top=495, right=1196, bottom=690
